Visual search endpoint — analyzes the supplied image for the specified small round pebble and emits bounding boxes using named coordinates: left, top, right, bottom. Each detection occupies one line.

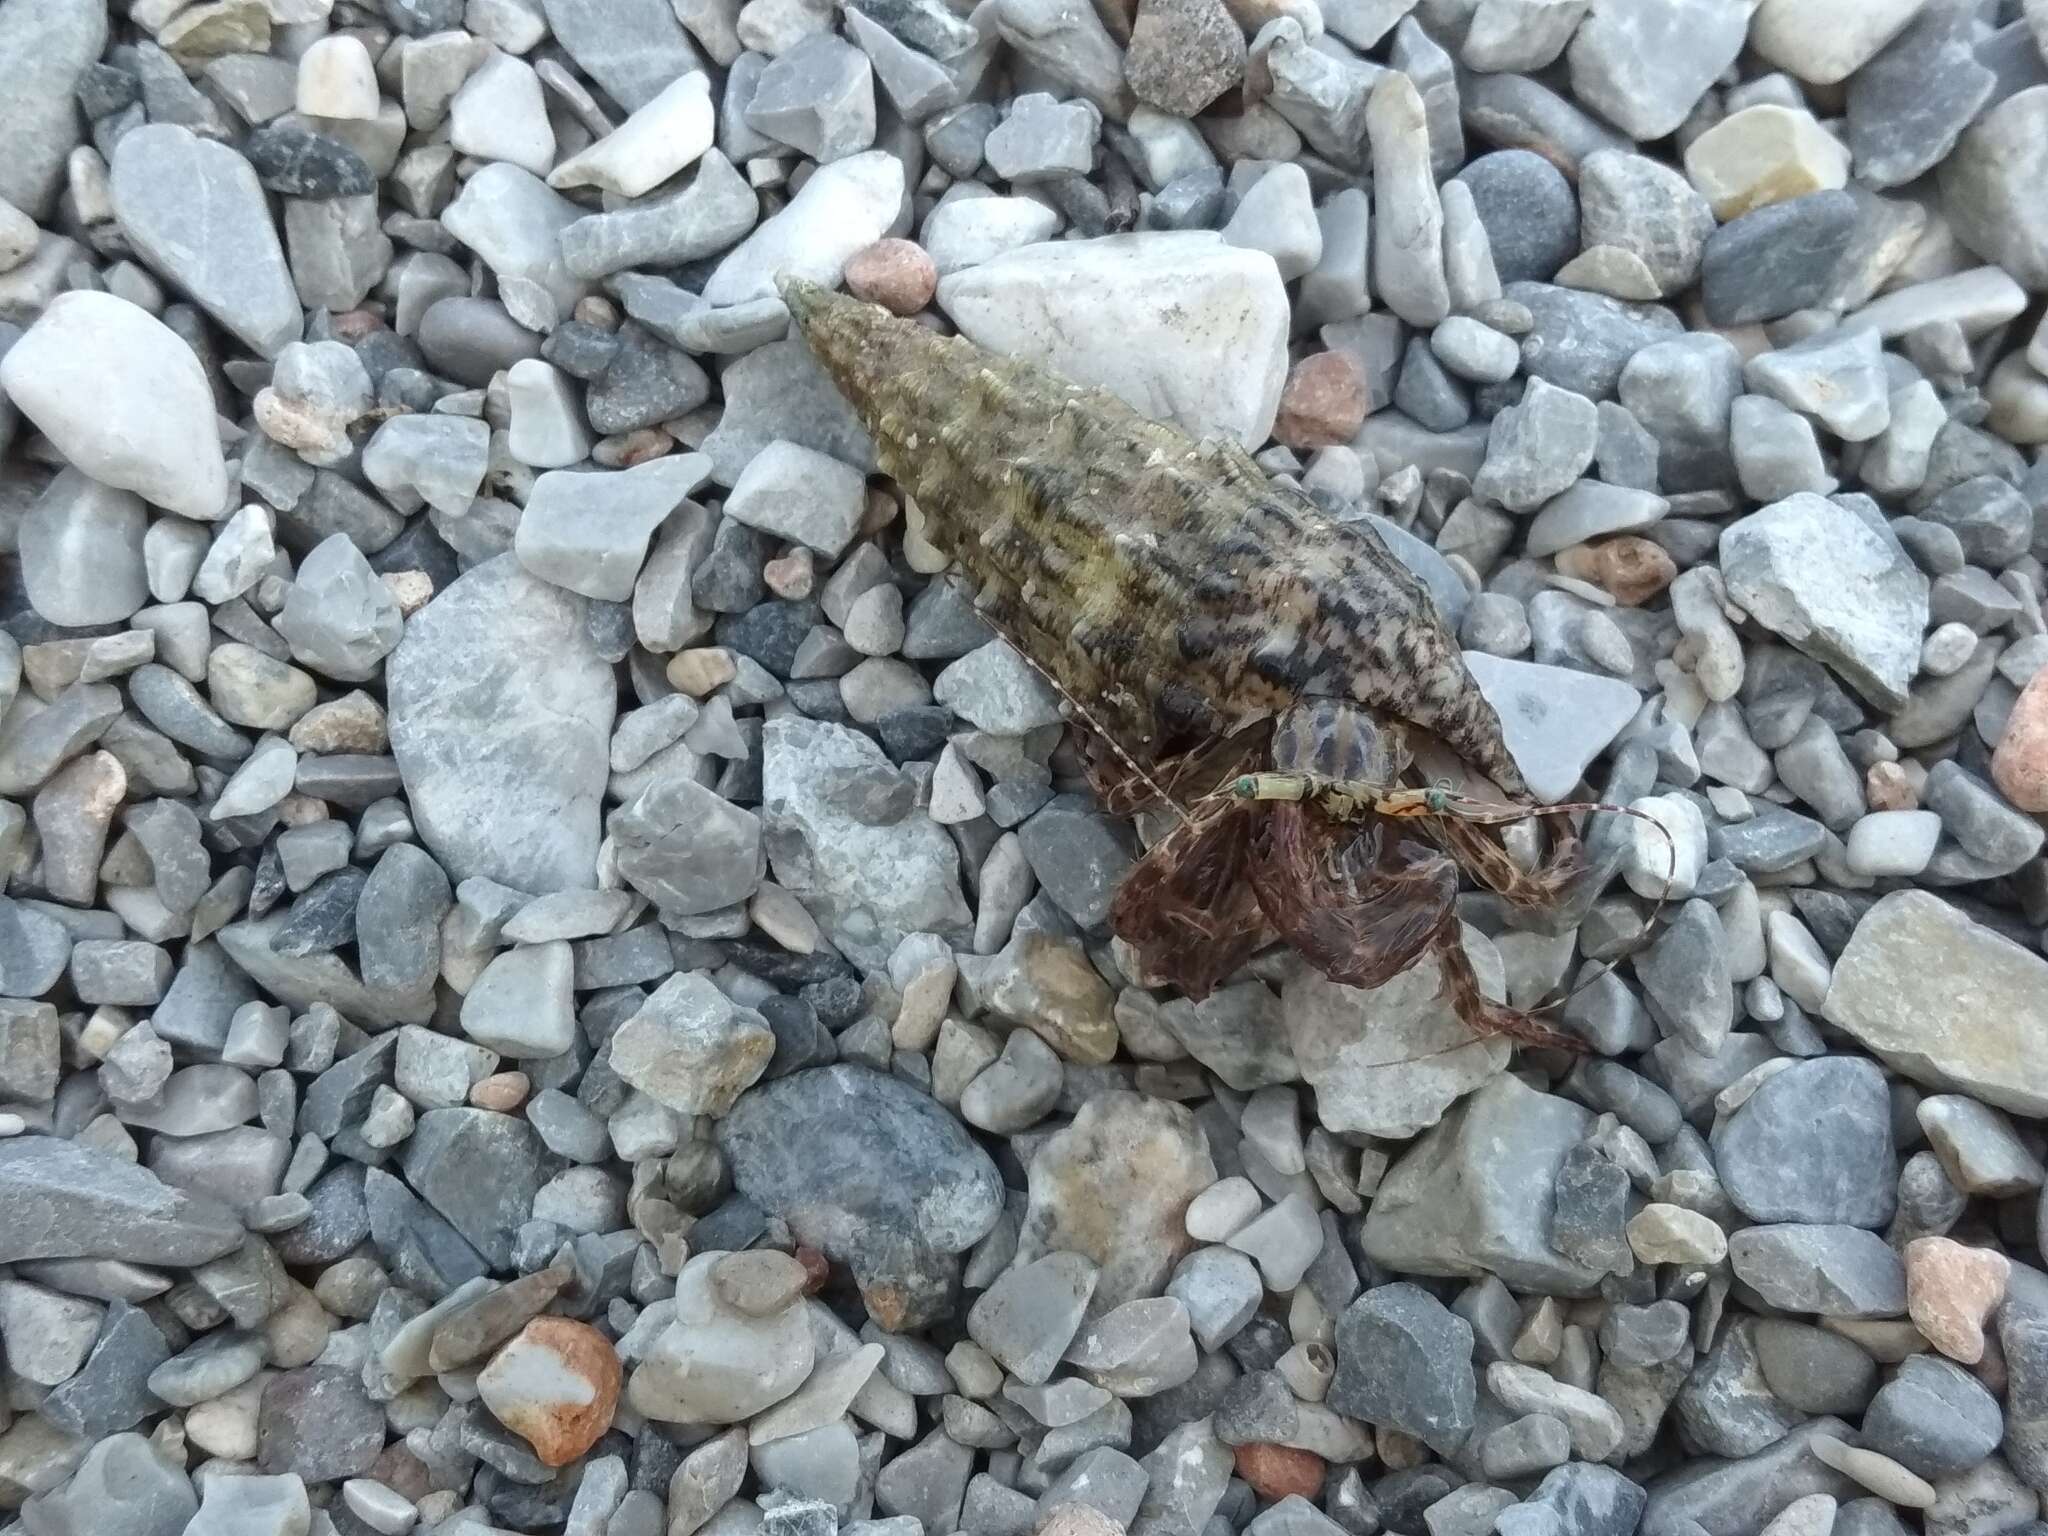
left=1273, top=352, right=1367, bottom=448
left=1234, top=1442, right=1327, bottom=1501
left=1625, top=1203, right=1727, bottom=1265
left=844, top=239, right=939, bottom=316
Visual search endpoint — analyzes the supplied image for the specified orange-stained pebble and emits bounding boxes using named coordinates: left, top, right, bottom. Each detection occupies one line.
left=845, top=239, right=938, bottom=316
left=477, top=1317, right=622, bottom=1468
left=1234, top=1441, right=1327, bottom=1501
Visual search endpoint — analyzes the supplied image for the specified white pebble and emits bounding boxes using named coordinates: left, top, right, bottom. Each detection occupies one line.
left=296, top=35, right=381, bottom=120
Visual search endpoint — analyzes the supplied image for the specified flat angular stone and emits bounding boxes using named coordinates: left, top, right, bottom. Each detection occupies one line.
left=39, top=1300, right=169, bottom=1439
left=613, top=776, right=764, bottom=916
left=1823, top=891, right=2048, bottom=1117
left=541, top=0, right=705, bottom=110
left=517, top=454, right=712, bottom=601
left=387, top=555, right=613, bottom=893
left=1720, top=494, right=1928, bottom=712
left=704, top=149, right=905, bottom=305
left=1361, top=1073, right=1603, bottom=1294
left=440, top=162, right=591, bottom=319
left=0, top=1135, right=243, bottom=1265
left=401, top=1108, right=552, bottom=1269
left=761, top=715, right=970, bottom=968
left=111, top=124, right=299, bottom=358
left=1463, top=652, right=1640, bottom=803
left=257, top=1367, right=385, bottom=1481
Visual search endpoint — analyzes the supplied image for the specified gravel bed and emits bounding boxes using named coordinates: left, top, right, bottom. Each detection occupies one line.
left=3, top=5, right=2048, bottom=1536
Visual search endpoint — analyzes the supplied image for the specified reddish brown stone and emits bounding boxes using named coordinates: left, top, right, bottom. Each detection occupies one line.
left=797, top=1245, right=831, bottom=1294
left=1234, top=1442, right=1326, bottom=1501
left=1272, top=352, right=1367, bottom=449
left=1905, top=1236, right=2009, bottom=1364
left=1994, top=665, right=2048, bottom=811
left=844, top=239, right=938, bottom=317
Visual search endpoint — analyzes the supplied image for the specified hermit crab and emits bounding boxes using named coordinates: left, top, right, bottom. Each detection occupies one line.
left=779, top=276, right=1651, bottom=1045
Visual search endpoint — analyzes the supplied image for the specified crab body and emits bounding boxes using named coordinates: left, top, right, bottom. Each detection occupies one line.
left=780, top=278, right=1584, bottom=1040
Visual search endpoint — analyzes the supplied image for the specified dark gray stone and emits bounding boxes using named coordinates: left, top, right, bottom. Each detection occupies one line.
left=1549, top=1143, right=1633, bottom=1278
left=400, top=1108, right=553, bottom=1270
left=1861, top=1354, right=2003, bottom=1479
left=1846, top=0, right=1997, bottom=189
left=1712, top=1056, right=1897, bottom=1227
left=1507, top=282, right=1683, bottom=401
left=39, top=1300, right=169, bottom=1439
left=243, top=124, right=376, bottom=198
left=1328, top=1282, right=1477, bottom=1456
left=1700, top=192, right=1858, bottom=326
left=1455, top=152, right=1578, bottom=284
left=257, top=1366, right=386, bottom=1481
left=718, top=1064, right=1005, bottom=1330
left=363, top=1165, right=491, bottom=1300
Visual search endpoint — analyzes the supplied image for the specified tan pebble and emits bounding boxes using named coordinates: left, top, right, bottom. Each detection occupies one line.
left=1993, top=666, right=2048, bottom=812
left=666, top=647, right=737, bottom=696
left=1035, top=1503, right=1127, bottom=1536
left=711, top=1249, right=810, bottom=1317
left=573, top=296, right=620, bottom=329
left=382, top=570, right=435, bottom=617
left=477, top=1316, right=621, bottom=1468
left=1904, top=1236, right=2009, bottom=1363
left=593, top=428, right=674, bottom=468
left=844, top=239, right=939, bottom=317
left=1233, top=1442, right=1326, bottom=1501
left=1626, top=1203, right=1727, bottom=1265
left=276, top=796, right=330, bottom=827
left=1376, top=1425, right=1429, bottom=1469
left=1555, top=536, right=1677, bottom=606
left=1272, top=352, right=1367, bottom=449
left=1819, top=1317, right=1928, bottom=1364
left=763, top=548, right=816, bottom=599
left=469, top=1071, right=530, bottom=1111
left=1865, top=760, right=1918, bottom=812
left=1810, top=1432, right=1937, bottom=1508
left=328, top=308, right=386, bottom=342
